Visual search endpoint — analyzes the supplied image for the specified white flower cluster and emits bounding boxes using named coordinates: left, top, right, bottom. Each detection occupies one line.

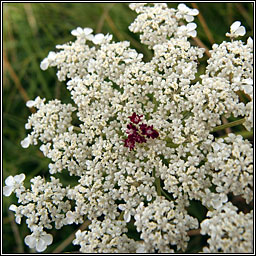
left=73, top=218, right=137, bottom=253
left=4, top=3, right=253, bottom=253
left=201, top=202, right=253, bottom=253
left=5, top=175, right=71, bottom=252
left=206, top=133, right=253, bottom=204
left=134, top=197, right=198, bottom=253
left=129, top=3, right=199, bottom=48
left=21, top=96, right=76, bottom=148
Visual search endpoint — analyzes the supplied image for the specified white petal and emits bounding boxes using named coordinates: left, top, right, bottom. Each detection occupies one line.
left=86, top=34, right=94, bottom=41
left=136, top=245, right=147, bottom=253
left=212, top=143, right=220, bottom=151
left=83, top=27, right=93, bottom=35
left=25, top=123, right=31, bottom=129
left=36, top=238, right=47, bottom=252
left=9, top=204, right=17, bottom=212
left=247, top=37, right=253, bottom=47
left=92, top=33, right=105, bottom=44
left=15, top=216, right=21, bottom=224
left=71, top=30, right=78, bottom=36
left=230, top=21, right=241, bottom=32
left=243, top=78, right=253, bottom=85
left=187, top=22, right=197, bottom=31
left=3, top=186, right=13, bottom=196
left=68, top=126, right=74, bottom=132
left=188, top=30, right=197, bottom=37
left=47, top=51, right=56, bottom=61
left=211, top=199, right=222, bottom=209
left=178, top=3, right=187, bottom=11
left=118, top=204, right=126, bottom=211
left=105, top=34, right=113, bottom=41
left=21, top=137, right=30, bottom=148
left=185, top=15, right=194, bottom=22
left=25, top=235, right=36, bottom=248
left=77, top=27, right=83, bottom=34
left=26, top=100, right=35, bottom=108
left=5, top=176, right=15, bottom=186
left=124, top=211, right=131, bottom=223
left=242, top=84, right=253, bottom=94
left=200, top=219, right=209, bottom=234
left=235, top=26, right=246, bottom=36
left=220, top=194, right=228, bottom=203
left=14, top=173, right=25, bottom=183
left=40, top=59, right=49, bottom=70
left=66, top=211, right=75, bottom=224
left=42, top=233, right=53, bottom=245
left=134, top=214, right=140, bottom=221
left=190, top=9, right=199, bottom=16
left=71, top=27, right=82, bottom=36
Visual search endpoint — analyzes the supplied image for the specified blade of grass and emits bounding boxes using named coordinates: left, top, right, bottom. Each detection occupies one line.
left=191, top=3, right=215, bottom=45
left=221, top=116, right=232, bottom=134
left=105, top=11, right=125, bottom=41
left=52, top=220, right=91, bottom=253
left=96, top=3, right=114, bottom=33
left=8, top=211, right=24, bottom=253
left=192, top=37, right=211, bottom=57
left=3, top=51, right=35, bottom=113
left=235, top=3, right=253, bottom=28
left=188, top=229, right=201, bottom=236
left=24, top=3, right=38, bottom=35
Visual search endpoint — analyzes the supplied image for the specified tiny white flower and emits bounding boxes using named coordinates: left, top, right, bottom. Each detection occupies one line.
left=118, top=204, right=131, bottom=222
left=25, top=231, right=53, bottom=252
left=177, top=22, right=197, bottom=38
left=177, top=3, right=199, bottom=22
left=71, top=26, right=83, bottom=36
left=47, top=51, right=57, bottom=61
left=136, top=243, right=148, bottom=253
left=226, top=21, right=246, bottom=38
left=26, top=100, right=35, bottom=108
left=104, top=33, right=113, bottom=42
left=83, top=27, right=93, bottom=35
left=21, top=136, right=31, bottom=148
left=247, top=37, right=253, bottom=48
left=9, top=205, right=22, bottom=224
left=241, top=78, right=253, bottom=95
left=40, top=59, right=49, bottom=70
left=211, top=193, right=228, bottom=210
left=186, top=22, right=197, bottom=37
left=212, top=142, right=221, bottom=152
left=3, top=174, right=25, bottom=197
left=92, top=33, right=105, bottom=44
left=71, top=27, right=93, bottom=36
left=65, top=211, right=76, bottom=224
left=68, top=126, right=74, bottom=132
left=9, top=204, right=17, bottom=212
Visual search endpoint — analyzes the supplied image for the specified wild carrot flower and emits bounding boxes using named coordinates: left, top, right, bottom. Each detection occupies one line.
left=4, top=3, right=253, bottom=254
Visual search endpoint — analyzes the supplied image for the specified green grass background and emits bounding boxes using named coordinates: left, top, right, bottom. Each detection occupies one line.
left=2, top=2, right=253, bottom=253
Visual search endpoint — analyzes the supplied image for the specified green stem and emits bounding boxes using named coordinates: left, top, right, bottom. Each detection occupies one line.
left=165, top=137, right=180, bottom=148
left=220, top=129, right=253, bottom=139
left=160, top=187, right=172, bottom=201
left=211, top=118, right=245, bottom=133
left=155, top=177, right=161, bottom=196
left=73, top=126, right=81, bottom=132
left=118, top=211, right=124, bottom=221
left=153, top=168, right=161, bottom=196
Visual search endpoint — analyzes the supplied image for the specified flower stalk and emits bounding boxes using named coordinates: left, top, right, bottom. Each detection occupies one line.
left=211, top=118, right=246, bottom=133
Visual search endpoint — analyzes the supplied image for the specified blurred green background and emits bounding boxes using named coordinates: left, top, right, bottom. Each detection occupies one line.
left=2, top=3, right=253, bottom=253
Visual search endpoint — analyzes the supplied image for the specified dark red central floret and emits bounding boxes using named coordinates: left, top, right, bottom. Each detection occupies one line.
left=128, top=112, right=143, bottom=124
left=126, top=123, right=138, bottom=136
left=124, top=112, right=159, bottom=150
left=140, top=124, right=159, bottom=139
